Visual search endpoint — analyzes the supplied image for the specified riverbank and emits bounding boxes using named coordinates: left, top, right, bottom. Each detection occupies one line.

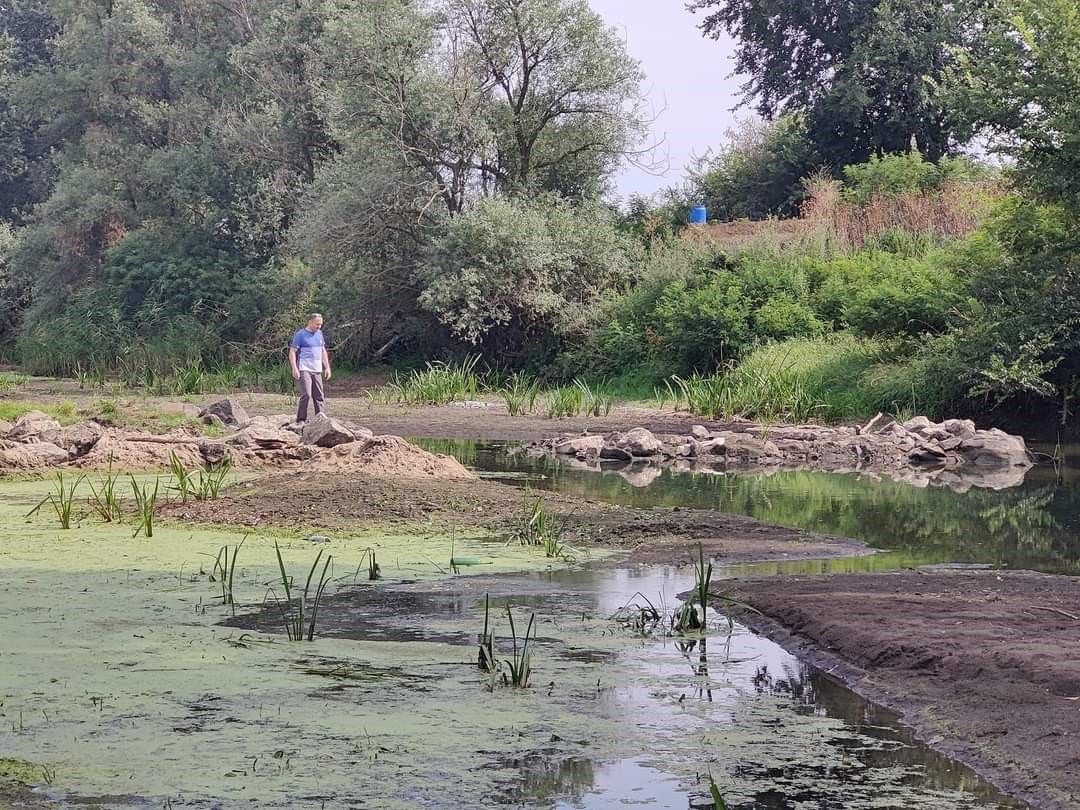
left=728, top=570, right=1080, bottom=810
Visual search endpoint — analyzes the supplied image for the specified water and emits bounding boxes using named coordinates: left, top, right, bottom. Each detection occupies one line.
left=271, top=565, right=1024, bottom=809
left=415, top=439, right=1080, bottom=574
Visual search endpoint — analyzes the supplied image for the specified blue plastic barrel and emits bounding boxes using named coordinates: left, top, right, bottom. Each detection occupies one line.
left=689, top=205, right=707, bottom=224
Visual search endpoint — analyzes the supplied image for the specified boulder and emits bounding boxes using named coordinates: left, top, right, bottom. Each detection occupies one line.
left=8, top=411, right=61, bottom=441
left=955, top=434, right=1031, bottom=468
left=554, top=435, right=605, bottom=457
left=226, top=424, right=300, bottom=450
left=599, top=445, right=634, bottom=461
left=690, top=425, right=710, bottom=440
left=40, top=422, right=104, bottom=457
left=902, top=416, right=934, bottom=432
left=0, top=420, right=12, bottom=437
left=0, top=441, right=70, bottom=469
left=941, top=419, right=977, bottom=440
left=199, top=398, right=250, bottom=428
left=302, top=413, right=360, bottom=448
left=909, top=444, right=948, bottom=465
left=198, top=441, right=229, bottom=466
left=694, top=437, right=727, bottom=457
left=612, top=427, right=663, bottom=457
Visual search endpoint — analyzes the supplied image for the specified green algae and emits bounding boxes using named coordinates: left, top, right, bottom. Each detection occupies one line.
left=0, top=474, right=1022, bottom=809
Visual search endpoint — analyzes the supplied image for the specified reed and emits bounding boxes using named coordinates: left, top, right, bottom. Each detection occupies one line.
left=88, top=457, right=123, bottom=522
left=212, top=536, right=246, bottom=613
left=130, top=477, right=160, bottom=538
left=272, top=541, right=333, bottom=641
left=27, top=472, right=85, bottom=529
left=502, top=604, right=535, bottom=688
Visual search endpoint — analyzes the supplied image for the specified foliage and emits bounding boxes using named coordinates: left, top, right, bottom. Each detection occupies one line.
left=272, top=542, right=333, bottom=642
left=688, top=0, right=982, bottom=167
left=948, top=0, right=1080, bottom=208
left=417, top=194, right=639, bottom=359
left=28, top=472, right=85, bottom=530
left=683, top=115, right=822, bottom=220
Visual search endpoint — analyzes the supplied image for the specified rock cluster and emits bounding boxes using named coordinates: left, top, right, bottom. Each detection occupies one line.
left=0, top=400, right=381, bottom=471
left=535, top=415, right=1035, bottom=491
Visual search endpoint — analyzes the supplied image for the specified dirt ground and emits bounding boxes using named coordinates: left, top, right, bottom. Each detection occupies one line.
left=729, top=571, right=1080, bottom=810
left=163, top=471, right=869, bottom=565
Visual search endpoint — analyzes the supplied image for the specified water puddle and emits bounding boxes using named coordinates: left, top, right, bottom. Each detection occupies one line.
left=415, top=439, right=1080, bottom=574
left=231, top=562, right=1024, bottom=808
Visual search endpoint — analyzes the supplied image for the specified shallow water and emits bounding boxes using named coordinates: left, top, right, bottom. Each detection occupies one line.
left=415, top=439, right=1080, bottom=574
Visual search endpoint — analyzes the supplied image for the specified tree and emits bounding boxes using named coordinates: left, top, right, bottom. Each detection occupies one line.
left=684, top=115, right=822, bottom=221
left=947, top=0, right=1080, bottom=208
left=688, top=0, right=980, bottom=168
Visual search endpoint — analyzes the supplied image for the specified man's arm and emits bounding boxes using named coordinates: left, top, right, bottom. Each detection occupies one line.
left=322, top=346, right=332, bottom=380
left=288, top=347, right=300, bottom=380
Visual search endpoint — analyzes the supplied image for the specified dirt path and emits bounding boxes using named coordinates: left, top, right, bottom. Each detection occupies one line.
left=163, top=472, right=869, bottom=565
left=728, top=571, right=1080, bottom=810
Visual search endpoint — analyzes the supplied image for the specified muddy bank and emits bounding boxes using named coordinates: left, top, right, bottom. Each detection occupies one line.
left=164, top=472, right=869, bottom=564
left=727, top=571, right=1080, bottom=810
left=533, top=417, right=1035, bottom=491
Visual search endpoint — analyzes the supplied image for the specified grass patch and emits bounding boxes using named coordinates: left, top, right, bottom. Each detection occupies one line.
left=270, top=541, right=333, bottom=641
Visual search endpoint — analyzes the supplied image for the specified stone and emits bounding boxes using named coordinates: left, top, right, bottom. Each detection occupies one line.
left=941, top=419, right=977, bottom=439
left=198, top=441, right=229, bottom=466
left=0, top=420, right=12, bottom=437
left=694, top=437, right=727, bottom=456
left=302, top=413, right=358, bottom=448
left=618, top=464, right=663, bottom=488
left=690, top=425, right=710, bottom=440
left=227, top=425, right=300, bottom=450
left=902, top=416, right=934, bottom=432
left=554, top=435, right=604, bottom=457
left=613, top=427, right=663, bottom=457
left=0, top=441, right=70, bottom=469
left=599, top=445, right=633, bottom=461
left=40, top=422, right=104, bottom=457
left=198, top=398, right=250, bottom=428
left=955, top=434, right=1031, bottom=468
left=8, top=410, right=61, bottom=441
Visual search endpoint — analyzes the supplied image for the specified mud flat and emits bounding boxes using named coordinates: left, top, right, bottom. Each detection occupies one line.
left=728, top=570, right=1080, bottom=810
left=164, top=470, right=871, bottom=565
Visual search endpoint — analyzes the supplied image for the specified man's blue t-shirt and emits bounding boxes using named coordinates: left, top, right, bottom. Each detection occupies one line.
left=291, top=328, right=325, bottom=373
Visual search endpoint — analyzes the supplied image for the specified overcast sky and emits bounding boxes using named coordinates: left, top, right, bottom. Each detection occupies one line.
left=588, top=0, right=743, bottom=201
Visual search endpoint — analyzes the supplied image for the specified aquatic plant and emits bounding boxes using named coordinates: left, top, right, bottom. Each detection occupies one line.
left=168, top=452, right=194, bottom=503
left=364, top=547, right=380, bottom=580
left=545, top=384, right=584, bottom=418
left=28, top=472, right=86, bottom=529
left=502, top=604, right=535, bottom=688
left=501, top=373, right=541, bottom=416
left=707, top=772, right=729, bottom=809
left=194, top=458, right=231, bottom=500
left=88, top=457, right=123, bottom=522
left=130, top=476, right=160, bottom=538
left=478, top=594, right=496, bottom=672
left=385, top=356, right=482, bottom=406
left=272, top=541, right=333, bottom=641
left=212, top=536, right=245, bottom=613
left=573, top=378, right=615, bottom=417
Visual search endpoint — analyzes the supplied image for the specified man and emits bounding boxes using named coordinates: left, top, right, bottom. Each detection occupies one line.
left=289, top=313, right=332, bottom=425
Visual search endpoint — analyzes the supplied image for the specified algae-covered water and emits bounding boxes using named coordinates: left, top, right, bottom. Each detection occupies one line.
left=415, top=439, right=1080, bottom=574
left=0, top=466, right=1028, bottom=809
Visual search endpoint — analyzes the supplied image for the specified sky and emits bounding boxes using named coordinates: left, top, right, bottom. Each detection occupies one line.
left=588, top=0, right=743, bottom=201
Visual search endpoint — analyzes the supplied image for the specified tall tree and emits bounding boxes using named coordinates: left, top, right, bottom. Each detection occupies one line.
left=688, top=0, right=979, bottom=167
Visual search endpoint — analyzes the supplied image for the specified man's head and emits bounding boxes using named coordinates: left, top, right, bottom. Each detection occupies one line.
left=306, top=313, right=324, bottom=332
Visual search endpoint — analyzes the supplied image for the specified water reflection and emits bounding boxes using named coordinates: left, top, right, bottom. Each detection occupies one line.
left=415, top=439, right=1080, bottom=574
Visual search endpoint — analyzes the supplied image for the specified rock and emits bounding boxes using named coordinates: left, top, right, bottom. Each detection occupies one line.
left=0, top=441, right=70, bottom=469
left=910, top=444, right=948, bottom=465
left=198, top=441, right=229, bottom=466
left=613, top=427, right=663, bottom=457
left=302, top=413, right=358, bottom=448
left=8, top=411, right=61, bottom=441
left=690, top=425, right=710, bottom=440
left=198, top=398, right=250, bottom=428
left=227, top=425, right=300, bottom=450
left=955, top=434, right=1031, bottom=468
left=40, top=422, right=104, bottom=457
left=694, top=437, right=727, bottom=456
left=554, top=435, right=605, bottom=457
left=0, top=420, right=12, bottom=437
left=902, top=416, right=934, bottom=432
left=599, top=445, right=634, bottom=461
left=941, top=419, right=977, bottom=439
left=618, top=464, right=663, bottom=488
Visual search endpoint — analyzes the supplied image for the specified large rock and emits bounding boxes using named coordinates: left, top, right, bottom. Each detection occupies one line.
left=690, top=425, right=711, bottom=440
left=0, top=441, right=70, bottom=469
left=199, top=398, right=250, bottom=428
left=40, top=422, right=104, bottom=457
left=554, top=435, right=605, bottom=458
left=8, top=411, right=61, bottom=441
left=955, top=432, right=1031, bottom=468
left=693, top=437, right=727, bottom=457
left=227, top=423, right=300, bottom=450
left=612, top=427, right=663, bottom=457
left=302, top=413, right=360, bottom=448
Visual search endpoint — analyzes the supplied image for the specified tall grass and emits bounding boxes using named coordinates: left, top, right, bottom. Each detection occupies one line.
left=130, top=477, right=160, bottom=538
left=271, top=542, right=333, bottom=641
left=500, top=373, right=541, bottom=416
left=383, top=356, right=482, bottom=405
left=27, top=473, right=85, bottom=529
left=502, top=604, right=535, bottom=688
left=212, top=536, right=245, bottom=614
left=88, top=458, right=123, bottom=522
